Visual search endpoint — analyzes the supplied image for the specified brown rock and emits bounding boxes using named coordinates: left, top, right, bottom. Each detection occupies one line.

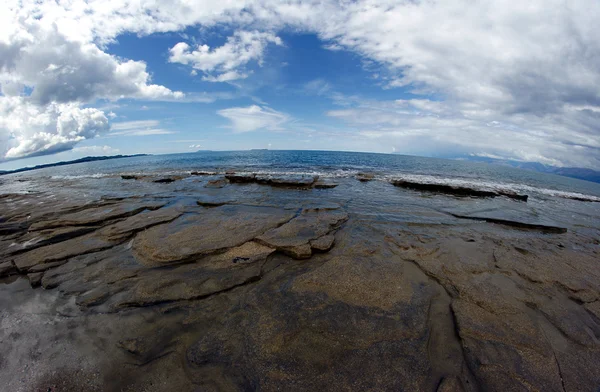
left=132, top=205, right=295, bottom=266
left=256, top=209, right=347, bottom=259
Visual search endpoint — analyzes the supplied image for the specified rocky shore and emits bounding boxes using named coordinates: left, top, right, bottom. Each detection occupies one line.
left=1, top=172, right=599, bottom=391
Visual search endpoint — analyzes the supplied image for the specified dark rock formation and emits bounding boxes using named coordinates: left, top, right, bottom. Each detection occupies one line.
left=392, top=179, right=528, bottom=201
left=225, top=173, right=257, bottom=183
left=356, top=172, right=375, bottom=182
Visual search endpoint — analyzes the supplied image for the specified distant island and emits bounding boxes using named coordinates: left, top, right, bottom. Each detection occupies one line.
left=463, top=156, right=600, bottom=184
left=0, top=154, right=149, bottom=176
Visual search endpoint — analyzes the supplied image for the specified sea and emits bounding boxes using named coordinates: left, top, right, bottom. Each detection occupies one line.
left=4, top=150, right=600, bottom=198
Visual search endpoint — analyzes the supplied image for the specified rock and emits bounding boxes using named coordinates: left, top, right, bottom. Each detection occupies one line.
left=153, top=177, right=181, bottom=184
left=497, top=190, right=528, bottom=202
left=191, top=171, right=216, bottom=176
left=29, top=200, right=166, bottom=231
left=114, top=243, right=272, bottom=308
left=27, top=260, right=68, bottom=273
left=225, top=173, right=256, bottom=183
left=0, top=221, right=29, bottom=236
left=13, top=233, right=116, bottom=272
left=256, top=209, right=347, bottom=259
left=310, top=234, right=335, bottom=252
left=196, top=196, right=233, bottom=207
left=204, top=179, right=228, bottom=188
left=313, top=180, right=338, bottom=189
left=132, top=206, right=295, bottom=266
left=392, top=180, right=498, bottom=198
left=0, top=261, right=17, bottom=277
left=356, top=172, right=375, bottom=182
left=391, top=179, right=528, bottom=201
left=121, top=175, right=138, bottom=180
left=450, top=213, right=567, bottom=233
left=255, top=175, right=317, bottom=188
left=98, top=206, right=183, bottom=241
left=27, top=272, right=43, bottom=287
left=6, top=226, right=99, bottom=255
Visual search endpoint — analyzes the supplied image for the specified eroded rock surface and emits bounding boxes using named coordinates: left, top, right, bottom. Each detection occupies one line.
left=392, top=179, right=528, bottom=201
left=1, top=174, right=599, bottom=391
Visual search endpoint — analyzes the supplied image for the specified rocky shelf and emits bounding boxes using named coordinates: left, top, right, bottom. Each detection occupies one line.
left=0, top=177, right=599, bottom=391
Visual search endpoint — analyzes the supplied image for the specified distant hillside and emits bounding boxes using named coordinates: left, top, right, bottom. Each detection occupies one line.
left=464, top=156, right=600, bottom=184
left=0, top=154, right=149, bottom=176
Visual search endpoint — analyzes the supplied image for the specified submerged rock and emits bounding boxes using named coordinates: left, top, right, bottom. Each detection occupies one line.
left=313, top=180, right=339, bottom=189
left=204, top=179, right=228, bottom=188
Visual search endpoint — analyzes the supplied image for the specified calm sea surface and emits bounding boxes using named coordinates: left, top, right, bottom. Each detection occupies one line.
left=5, top=150, right=600, bottom=198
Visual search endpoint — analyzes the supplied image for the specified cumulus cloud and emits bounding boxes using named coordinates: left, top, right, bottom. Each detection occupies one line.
left=3, top=0, right=600, bottom=166
left=0, top=97, right=110, bottom=159
left=327, top=99, right=600, bottom=169
left=218, top=105, right=289, bottom=133
left=169, top=31, right=282, bottom=82
left=0, top=1, right=185, bottom=160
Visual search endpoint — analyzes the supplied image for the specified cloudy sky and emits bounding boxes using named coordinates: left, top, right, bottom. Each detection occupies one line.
left=1, top=0, right=599, bottom=170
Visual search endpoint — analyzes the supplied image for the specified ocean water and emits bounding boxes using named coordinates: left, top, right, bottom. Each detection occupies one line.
left=4, top=150, right=600, bottom=200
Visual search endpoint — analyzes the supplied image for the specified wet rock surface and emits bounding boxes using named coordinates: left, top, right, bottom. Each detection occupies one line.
left=1, top=175, right=599, bottom=391
left=392, top=179, right=529, bottom=201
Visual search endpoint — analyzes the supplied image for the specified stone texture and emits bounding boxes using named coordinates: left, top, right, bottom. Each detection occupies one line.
left=256, top=209, right=348, bottom=259
left=29, top=200, right=166, bottom=231
left=132, top=205, right=295, bottom=266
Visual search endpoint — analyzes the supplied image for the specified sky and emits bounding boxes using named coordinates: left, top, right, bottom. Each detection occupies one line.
left=1, top=0, right=600, bottom=171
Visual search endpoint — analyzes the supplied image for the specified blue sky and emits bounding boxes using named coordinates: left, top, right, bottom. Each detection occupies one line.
left=1, top=1, right=600, bottom=171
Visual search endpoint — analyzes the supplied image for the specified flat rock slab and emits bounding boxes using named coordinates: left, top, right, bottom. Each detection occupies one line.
left=29, top=200, right=166, bottom=231
left=447, top=208, right=567, bottom=233
left=132, top=206, right=295, bottom=266
left=225, top=173, right=256, bottom=183
left=98, top=206, right=184, bottom=241
left=392, top=179, right=528, bottom=201
left=13, top=233, right=116, bottom=272
left=196, top=195, right=234, bottom=207
left=255, top=175, right=318, bottom=188
left=314, top=180, right=339, bottom=189
left=356, top=172, right=375, bottom=182
left=256, top=209, right=348, bottom=258
left=204, top=179, right=228, bottom=188
left=0, top=261, right=17, bottom=277
left=113, top=242, right=275, bottom=309
left=5, top=226, right=99, bottom=256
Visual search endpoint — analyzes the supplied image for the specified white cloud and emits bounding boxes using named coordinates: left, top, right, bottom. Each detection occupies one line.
left=0, top=97, right=110, bottom=159
left=73, top=145, right=120, bottom=154
left=326, top=99, right=600, bottom=169
left=218, top=105, right=289, bottom=133
left=169, top=31, right=282, bottom=82
left=0, top=2, right=186, bottom=159
left=109, top=120, right=176, bottom=136
left=2, top=0, right=600, bottom=166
